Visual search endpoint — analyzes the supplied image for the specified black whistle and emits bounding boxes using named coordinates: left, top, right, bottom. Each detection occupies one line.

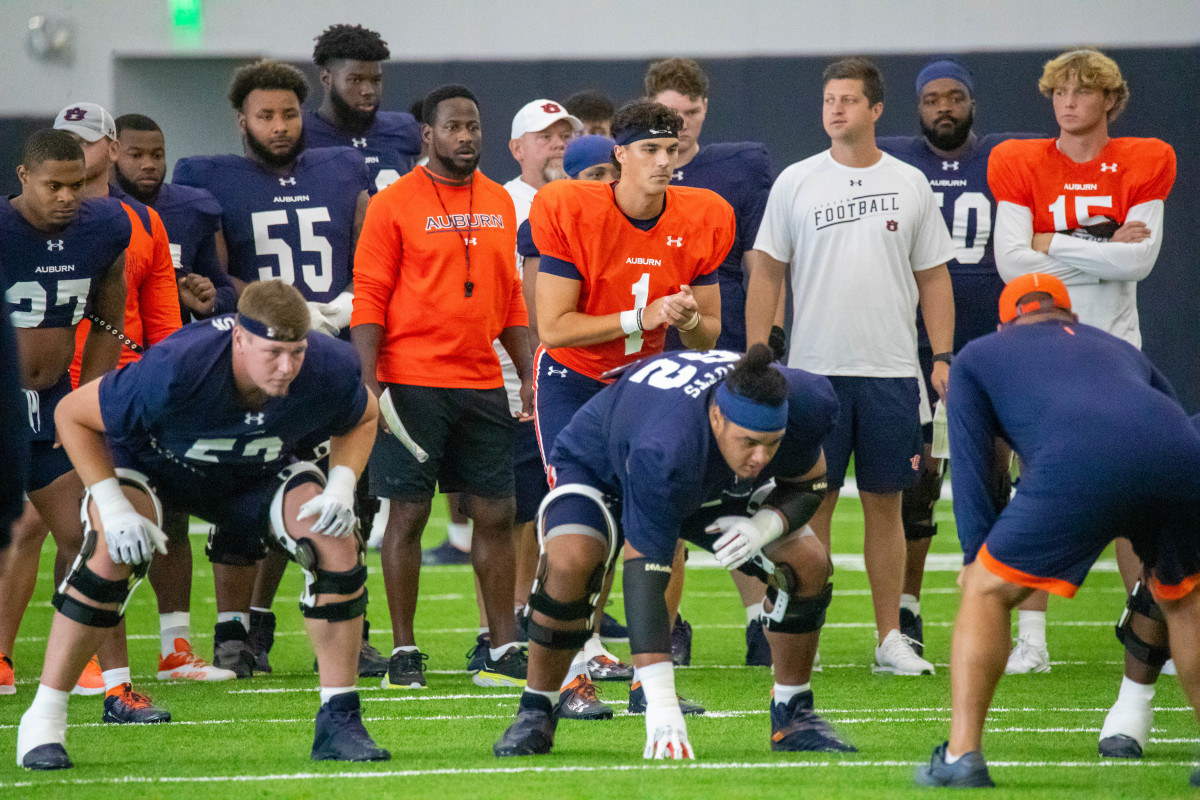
left=464, top=280, right=474, bottom=298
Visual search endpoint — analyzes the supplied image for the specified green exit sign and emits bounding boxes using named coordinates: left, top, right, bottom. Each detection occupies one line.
left=170, top=0, right=203, bottom=30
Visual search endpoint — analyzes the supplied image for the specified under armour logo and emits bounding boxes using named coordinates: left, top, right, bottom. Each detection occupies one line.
left=463, top=236, right=477, bottom=246
left=352, top=137, right=367, bottom=148
left=648, top=128, right=672, bottom=135
left=547, top=367, right=568, bottom=377
left=62, top=107, right=88, bottom=122
left=245, top=412, right=265, bottom=426
left=666, top=236, right=683, bottom=247
left=46, top=239, right=64, bottom=251
left=672, top=170, right=684, bottom=181
left=541, top=102, right=562, bottom=113
left=279, top=177, right=296, bottom=186
left=1101, top=163, right=1117, bottom=172
left=942, top=160, right=959, bottom=171
left=850, top=180, right=862, bottom=186
left=886, top=220, right=898, bottom=231
left=910, top=455, right=921, bottom=471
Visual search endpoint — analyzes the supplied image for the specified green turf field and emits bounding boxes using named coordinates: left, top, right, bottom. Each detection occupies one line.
left=2, top=494, right=1197, bottom=798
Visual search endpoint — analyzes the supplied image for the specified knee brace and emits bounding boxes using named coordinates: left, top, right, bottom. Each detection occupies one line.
left=524, top=483, right=619, bottom=650
left=270, top=462, right=367, bottom=621
left=1115, top=580, right=1171, bottom=669
left=759, top=560, right=833, bottom=634
left=902, top=463, right=945, bottom=541
left=623, top=558, right=673, bottom=654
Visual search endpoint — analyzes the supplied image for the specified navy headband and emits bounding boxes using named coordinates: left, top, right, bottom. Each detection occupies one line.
left=613, top=122, right=678, bottom=147
left=715, top=382, right=788, bottom=433
left=564, top=134, right=615, bottom=176
left=916, top=59, right=974, bottom=97
left=236, top=313, right=304, bottom=342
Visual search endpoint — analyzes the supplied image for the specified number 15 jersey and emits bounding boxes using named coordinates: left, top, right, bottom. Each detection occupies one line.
left=530, top=180, right=734, bottom=381
left=173, top=147, right=369, bottom=303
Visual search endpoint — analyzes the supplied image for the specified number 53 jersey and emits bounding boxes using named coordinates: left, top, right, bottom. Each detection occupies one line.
left=173, top=147, right=369, bottom=303
left=530, top=180, right=735, bottom=381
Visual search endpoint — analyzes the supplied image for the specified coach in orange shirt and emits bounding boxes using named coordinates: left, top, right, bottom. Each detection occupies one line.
left=352, top=85, right=533, bottom=691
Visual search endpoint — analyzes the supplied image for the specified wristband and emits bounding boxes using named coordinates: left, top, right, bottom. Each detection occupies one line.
left=750, top=507, right=785, bottom=544
left=89, top=477, right=135, bottom=520
left=931, top=352, right=954, bottom=366
left=620, top=310, right=640, bottom=335
left=677, top=311, right=700, bottom=332
left=325, top=465, right=358, bottom=505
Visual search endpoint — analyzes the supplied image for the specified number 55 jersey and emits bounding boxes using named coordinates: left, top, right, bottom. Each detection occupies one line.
left=173, top=147, right=369, bottom=302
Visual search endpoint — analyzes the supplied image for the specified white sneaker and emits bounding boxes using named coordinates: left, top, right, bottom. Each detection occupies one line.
left=1161, top=659, right=1176, bottom=676
left=1005, top=635, right=1050, bottom=674
left=873, top=629, right=935, bottom=675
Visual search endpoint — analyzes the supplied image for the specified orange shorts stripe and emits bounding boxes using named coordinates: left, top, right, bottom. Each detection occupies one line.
left=1148, top=570, right=1200, bottom=602
left=978, top=544, right=1079, bottom=598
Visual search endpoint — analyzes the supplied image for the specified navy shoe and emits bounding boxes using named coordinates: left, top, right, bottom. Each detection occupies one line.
left=746, top=619, right=772, bottom=667
left=248, top=610, right=275, bottom=674
left=770, top=690, right=855, bottom=752
left=311, top=692, right=390, bottom=762
left=1098, top=734, right=1143, bottom=759
left=421, top=539, right=471, bottom=566
left=599, top=612, right=628, bottom=642
left=21, top=743, right=73, bottom=770
left=627, top=680, right=705, bottom=715
left=102, top=684, right=171, bottom=724
left=900, top=607, right=925, bottom=658
left=494, top=693, right=558, bottom=756
left=466, top=633, right=489, bottom=674
left=670, top=616, right=692, bottom=666
left=914, top=741, right=995, bottom=788
left=1191, top=764, right=1199, bottom=787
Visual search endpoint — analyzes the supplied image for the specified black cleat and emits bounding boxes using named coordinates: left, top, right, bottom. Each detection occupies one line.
left=770, top=690, right=855, bottom=752
left=311, top=692, right=390, bottom=762
left=466, top=633, right=489, bottom=674
left=627, top=680, right=705, bottom=715
left=556, top=674, right=613, bottom=720
left=900, top=607, right=925, bottom=658
left=102, top=684, right=171, bottom=724
left=587, top=654, right=634, bottom=682
left=746, top=619, right=772, bottom=667
left=248, top=610, right=275, bottom=674
left=914, top=741, right=995, bottom=788
left=1098, top=734, right=1143, bottom=759
left=475, top=645, right=528, bottom=688
left=495, top=693, right=558, bottom=756
left=599, top=612, right=628, bottom=642
left=670, top=616, right=692, bottom=666
left=382, top=649, right=428, bottom=689
left=214, top=620, right=256, bottom=679
left=421, top=539, right=472, bottom=566
left=21, top=743, right=73, bottom=771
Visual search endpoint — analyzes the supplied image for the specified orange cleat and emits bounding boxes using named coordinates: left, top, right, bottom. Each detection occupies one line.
left=158, top=639, right=236, bottom=681
left=72, top=655, right=104, bottom=696
left=0, top=652, right=14, bottom=695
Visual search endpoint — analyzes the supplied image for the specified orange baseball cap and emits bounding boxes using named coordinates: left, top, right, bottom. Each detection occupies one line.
left=999, top=273, right=1072, bottom=324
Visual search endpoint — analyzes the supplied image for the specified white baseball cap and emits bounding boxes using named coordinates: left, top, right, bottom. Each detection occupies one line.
left=53, top=102, right=117, bottom=142
left=510, top=99, right=583, bottom=140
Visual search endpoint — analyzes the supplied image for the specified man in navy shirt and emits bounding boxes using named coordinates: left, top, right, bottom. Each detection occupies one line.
left=17, top=281, right=388, bottom=770
left=915, top=273, right=1200, bottom=790
left=878, top=58, right=1036, bottom=659
left=305, top=24, right=422, bottom=194
left=113, top=113, right=235, bottom=322
left=495, top=346, right=853, bottom=760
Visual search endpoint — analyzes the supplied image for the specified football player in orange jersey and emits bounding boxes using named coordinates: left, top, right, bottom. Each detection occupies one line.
left=987, top=49, right=1176, bottom=758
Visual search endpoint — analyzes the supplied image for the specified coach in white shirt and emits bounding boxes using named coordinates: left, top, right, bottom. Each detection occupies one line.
left=745, top=57, right=956, bottom=677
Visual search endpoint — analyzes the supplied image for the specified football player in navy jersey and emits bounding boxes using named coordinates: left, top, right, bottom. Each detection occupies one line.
left=644, top=56, right=779, bottom=668
left=305, top=24, right=422, bottom=194
left=16, top=280, right=388, bottom=769
left=877, top=58, right=1036, bottom=659
left=113, top=113, right=236, bottom=322
left=495, top=346, right=853, bottom=759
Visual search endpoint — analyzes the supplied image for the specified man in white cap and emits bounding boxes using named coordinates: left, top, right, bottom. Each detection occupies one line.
left=504, top=100, right=583, bottom=223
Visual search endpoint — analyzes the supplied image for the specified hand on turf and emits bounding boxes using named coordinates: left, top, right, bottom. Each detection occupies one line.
left=104, top=510, right=168, bottom=565
left=644, top=724, right=695, bottom=760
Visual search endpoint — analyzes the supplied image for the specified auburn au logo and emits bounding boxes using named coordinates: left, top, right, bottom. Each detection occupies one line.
left=62, top=107, right=88, bottom=122
left=541, top=102, right=562, bottom=113
left=886, top=220, right=898, bottom=231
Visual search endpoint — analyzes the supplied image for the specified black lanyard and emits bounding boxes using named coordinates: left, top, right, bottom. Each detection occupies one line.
left=426, top=168, right=476, bottom=298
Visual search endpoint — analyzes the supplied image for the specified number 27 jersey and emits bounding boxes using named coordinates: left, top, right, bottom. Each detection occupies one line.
left=173, top=147, right=369, bottom=303
left=530, top=181, right=735, bottom=380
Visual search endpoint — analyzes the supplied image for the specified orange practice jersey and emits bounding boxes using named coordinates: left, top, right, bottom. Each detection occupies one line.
left=530, top=181, right=735, bottom=380
left=988, top=137, right=1175, bottom=234
left=71, top=201, right=182, bottom=387
left=352, top=167, right=528, bottom=388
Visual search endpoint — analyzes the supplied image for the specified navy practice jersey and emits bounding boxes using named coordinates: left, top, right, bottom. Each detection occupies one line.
left=0, top=306, right=27, bottom=533
left=668, top=142, right=772, bottom=351
left=303, top=110, right=421, bottom=194
left=551, top=350, right=838, bottom=555
left=948, top=319, right=1199, bottom=563
left=0, top=197, right=131, bottom=329
left=173, top=148, right=368, bottom=303
left=98, top=314, right=368, bottom=486
left=151, top=182, right=236, bottom=318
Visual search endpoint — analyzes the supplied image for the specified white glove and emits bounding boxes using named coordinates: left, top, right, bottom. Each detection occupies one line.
left=305, top=302, right=339, bottom=338
left=318, top=290, right=354, bottom=332
left=706, top=509, right=785, bottom=570
left=297, top=465, right=358, bottom=537
left=644, top=723, right=695, bottom=760
left=91, top=477, right=167, bottom=565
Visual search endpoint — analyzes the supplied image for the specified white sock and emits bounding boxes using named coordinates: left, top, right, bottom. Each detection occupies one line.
left=217, top=611, right=249, bottom=632
left=250, top=606, right=272, bottom=615
left=1115, top=675, right=1156, bottom=708
left=773, top=682, right=811, bottom=705
left=1017, top=610, right=1046, bottom=647
left=637, top=661, right=677, bottom=711
left=478, top=626, right=489, bottom=636
left=560, top=651, right=589, bottom=689
left=489, top=642, right=517, bottom=661
left=319, top=686, right=356, bottom=705
left=582, top=634, right=606, bottom=661
left=943, top=749, right=963, bottom=764
left=524, top=686, right=558, bottom=703
left=391, top=645, right=419, bottom=657
left=159, top=611, right=191, bottom=657
left=745, top=603, right=761, bottom=625
left=900, top=593, right=920, bottom=616
left=101, top=667, right=131, bottom=694
left=446, top=520, right=473, bottom=551
left=17, top=684, right=69, bottom=762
